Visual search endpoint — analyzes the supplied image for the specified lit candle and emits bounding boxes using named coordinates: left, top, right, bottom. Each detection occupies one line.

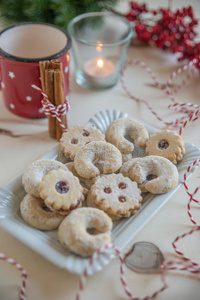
left=83, top=58, right=115, bottom=78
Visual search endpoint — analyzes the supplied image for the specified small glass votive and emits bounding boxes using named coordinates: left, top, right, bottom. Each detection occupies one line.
left=68, top=12, right=133, bottom=90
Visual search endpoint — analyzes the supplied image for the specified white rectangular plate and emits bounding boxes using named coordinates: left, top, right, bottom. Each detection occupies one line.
left=0, top=109, right=199, bottom=275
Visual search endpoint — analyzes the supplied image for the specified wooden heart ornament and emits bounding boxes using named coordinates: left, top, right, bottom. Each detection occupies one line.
left=124, top=241, right=164, bottom=273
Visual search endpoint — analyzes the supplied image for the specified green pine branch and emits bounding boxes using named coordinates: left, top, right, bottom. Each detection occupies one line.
left=0, top=0, right=119, bottom=29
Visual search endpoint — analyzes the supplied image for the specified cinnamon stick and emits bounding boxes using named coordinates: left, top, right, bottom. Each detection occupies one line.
left=39, top=59, right=67, bottom=140
left=51, top=59, right=62, bottom=70
left=45, top=69, right=56, bottom=138
left=39, top=60, right=49, bottom=92
left=39, top=60, right=57, bottom=138
left=54, top=69, right=67, bottom=141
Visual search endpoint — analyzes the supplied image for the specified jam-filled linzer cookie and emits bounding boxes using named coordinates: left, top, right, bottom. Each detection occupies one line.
left=22, top=159, right=68, bottom=198
left=39, top=169, right=84, bottom=215
left=87, top=173, right=142, bottom=220
left=60, top=125, right=105, bottom=160
left=145, top=130, right=185, bottom=164
left=105, top=117, right=149, bottom=154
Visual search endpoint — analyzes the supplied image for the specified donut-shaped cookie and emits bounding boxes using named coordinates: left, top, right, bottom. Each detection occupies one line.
left=74, top=141, right=122, bottom=179
left=145, top=130, right=185, bottom=164
left=105, top=118, right=149, bottom=154
left=22, top=159, right=68, bottom=198
left=39, top=169, right=84, bottom=215
left=58, top=207, right=112, bottom=256
left=60, top=125, right=105, bottom=160
left=87, top=173, right=142, bottom=220
left=65, top=161, right=97, bottom=189
left=20, top=194, right=64, bottom=230
left=120, top=155, right=179, bottom=194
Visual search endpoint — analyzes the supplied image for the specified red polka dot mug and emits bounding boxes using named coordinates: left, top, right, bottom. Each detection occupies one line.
left=0, top=22, right=71, bottom=118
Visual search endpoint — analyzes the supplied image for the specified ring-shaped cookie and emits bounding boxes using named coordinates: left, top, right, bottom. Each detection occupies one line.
left=65, top=161, right=97, bottom=189
left=74, top=141, right=122, bottom=179
left=22, top=159, right=68, bottom=198
left=60, top=125, right=105, bottom=160
left=145, top=130, right=185, bottom=164
left=120, top=155, right=179, bottom=194
left=105, top=118, right=149, bottom=153
left=20, top=194, right=64, bottom=230
left=58, top=207, right=113, bottom=256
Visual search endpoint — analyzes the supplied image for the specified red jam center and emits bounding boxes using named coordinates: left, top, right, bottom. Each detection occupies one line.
left=104, top=187, right=112, bottom=194
left=82, top=129, right=90, bottom=137
left=55, top=180, right=69, bottom=194
left=119, top=196, right=126, bottom=203
left=71, top=138, right=78, bottom=144
left=118, top=182, right=127, bottom=189
left=158, top=140, right=169, bottom=150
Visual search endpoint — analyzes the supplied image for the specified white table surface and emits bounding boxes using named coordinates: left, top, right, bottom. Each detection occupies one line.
left=1, top=1, right=200, bottom=299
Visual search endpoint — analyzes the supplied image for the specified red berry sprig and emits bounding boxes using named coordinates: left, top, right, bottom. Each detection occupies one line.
left=126, top=2, right=200, bottom=69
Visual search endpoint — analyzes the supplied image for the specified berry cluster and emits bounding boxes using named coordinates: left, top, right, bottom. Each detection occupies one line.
left=126, top=2, right=200, bottom=69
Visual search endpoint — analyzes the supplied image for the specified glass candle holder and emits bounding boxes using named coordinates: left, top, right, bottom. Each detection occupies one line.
left=68, top=12, right=133, bottom=90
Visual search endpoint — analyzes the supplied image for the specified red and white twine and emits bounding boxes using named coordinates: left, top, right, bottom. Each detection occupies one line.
left=120, top=58, right=200, bottom=135
left=0, top=253, right=27, bottom=300
left=31, top=84, right=70, bottom=131
left=76, top=244, right=168, bottom=300
left=76, top=59, right=200, bottom=299
left=76, top=159, right=200, bottom=299
left=2, top=60, right=200, bottom=299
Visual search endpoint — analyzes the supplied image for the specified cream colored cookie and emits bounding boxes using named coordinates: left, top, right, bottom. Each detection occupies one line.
left=60, top=125, right=105, bottom=160
left=87, top=173, right=142, bottom=220
left=39, top=169, right=84, bottom=215
left=122, top=152, right=133, bottom=163
left=120, top=155, right=179, bottom=194
left=74, top=141, right=122, bottom=179
left=58, top=207, right=112, bottom=256
left=105, top=118, right=149, bottom=154
left=20, top=194, right=64, bottom=230
left=145, top=130, right=185, bottom=164
left=86, top=192, right=120, bottom=221
left=65, top=161, right=97, bottom=189
left=22, top=159, right=68, bottom=198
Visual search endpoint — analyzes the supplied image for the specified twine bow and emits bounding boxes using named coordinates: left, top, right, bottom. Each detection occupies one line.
left=31, top=84, right=70, bottom=131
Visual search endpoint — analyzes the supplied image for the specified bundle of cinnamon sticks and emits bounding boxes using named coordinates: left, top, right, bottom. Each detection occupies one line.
left=39, top=59, right=68, bottom=141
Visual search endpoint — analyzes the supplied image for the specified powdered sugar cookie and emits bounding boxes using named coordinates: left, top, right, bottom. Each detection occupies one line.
left=58, top=207, right=112, bottom=256
left=65, top=161, right=97, bottom=189
left=120, top=155, right=179, bottom=194
left=74, top=141, right=122, bottom=179
left=22, top=159, right=68, bottom=198
left=20, top=194, right=64, bottom=230
left=60, top=125, right=105, bottom=160
left=39, top=169, right=84, bottom=215
left=145, top=130, right=185, bottom=164
left=87, top=173, right=142, bottom=220
left=105, top=118, right=149, bottom=154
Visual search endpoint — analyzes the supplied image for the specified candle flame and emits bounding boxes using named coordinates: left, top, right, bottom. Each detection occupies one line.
left=97, top=59, right=104, bottom=69
left=96, top=41, right=103, bottom=53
